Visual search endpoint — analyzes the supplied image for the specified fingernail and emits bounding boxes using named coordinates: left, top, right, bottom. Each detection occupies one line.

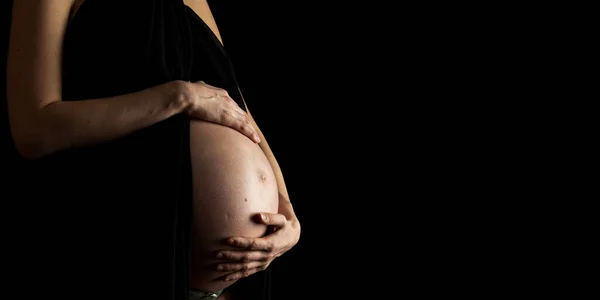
left=260, top=213, right=267, bottom=221
left=217, top=265, right=223, bottom=271
left=255, top=135, right=261, bottom=143
left=217, top=253, right=224, bottom=259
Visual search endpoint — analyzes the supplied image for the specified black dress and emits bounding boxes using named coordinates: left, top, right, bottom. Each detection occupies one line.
left=10, top=0, right=270, bottom=299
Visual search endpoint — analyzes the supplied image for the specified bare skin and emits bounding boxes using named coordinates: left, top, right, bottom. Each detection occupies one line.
left=8, top=1, right=300, bottom=299
left=181, top=2, right=300, bottom=288
left=189, top=120, right=279, bottom=295
left=7, top=0, right=259, bottom=160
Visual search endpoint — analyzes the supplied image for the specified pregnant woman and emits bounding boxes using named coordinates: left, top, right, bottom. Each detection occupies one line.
left=5, top=0, right=300, bottom=299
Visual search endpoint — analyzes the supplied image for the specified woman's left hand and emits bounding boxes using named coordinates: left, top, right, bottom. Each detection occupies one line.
left=214, top=212, right=301, bottom=281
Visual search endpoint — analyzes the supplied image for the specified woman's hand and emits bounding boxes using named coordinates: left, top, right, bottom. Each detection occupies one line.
left=214, top=212, right=301, bottom=281
left=179, top=81, right=260, bottom=143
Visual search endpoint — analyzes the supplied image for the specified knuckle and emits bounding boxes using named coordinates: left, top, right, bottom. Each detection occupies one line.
left=266, top=243, right=275, bottom=252
left=218, top=109, right=228, bottom=121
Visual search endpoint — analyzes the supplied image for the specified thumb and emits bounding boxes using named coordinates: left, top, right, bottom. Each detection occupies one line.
left=254, top=213, right=287, bottom=226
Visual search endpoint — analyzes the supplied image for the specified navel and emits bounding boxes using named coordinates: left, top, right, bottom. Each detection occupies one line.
left=258, top=171, right=268, bottom=184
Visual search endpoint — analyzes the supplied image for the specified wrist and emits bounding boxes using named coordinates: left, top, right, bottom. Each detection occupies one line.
left=166, top=80, right=192, bottom=114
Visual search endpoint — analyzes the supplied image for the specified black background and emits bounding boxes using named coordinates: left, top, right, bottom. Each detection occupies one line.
left=1, top=1, right=592, bottom=299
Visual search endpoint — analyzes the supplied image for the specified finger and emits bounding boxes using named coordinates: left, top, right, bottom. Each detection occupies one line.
left=232, top=102, right=246, bottom=114
left=215, top=110, right=258, bottom=143
left=208, top=93, right=233, bottom=102
left=225, top=236, right=275, bottom=251
left=238, top=121, right=261, bottom=143
left=216, top=249, right=271, bottom=262
left=222, top=265, right=270, bottom=282
left=228, top=102, right=250, bottom=120
left=214, top=260, right=266, bottom=272
left=224, top=101, right=246, bottom=118
left=195, top=82, right=231, bottom=98
left=254, top=213, right=287, bottom=227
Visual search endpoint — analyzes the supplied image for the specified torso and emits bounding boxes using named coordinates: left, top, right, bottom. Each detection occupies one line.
left=67, top=0, right=277, bottom=296
left=63, top=0, right=278, bottom=291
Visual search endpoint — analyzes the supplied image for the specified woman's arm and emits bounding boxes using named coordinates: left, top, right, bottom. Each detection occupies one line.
left=6, top=1, right=186, bottom=159
left=6, top=0, right=190, bottom=159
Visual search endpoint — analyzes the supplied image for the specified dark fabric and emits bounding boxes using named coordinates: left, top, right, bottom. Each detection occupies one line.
left=8, top=0, right=269, bottom=299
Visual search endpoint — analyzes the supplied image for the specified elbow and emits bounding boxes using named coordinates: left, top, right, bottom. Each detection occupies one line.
left=12, top=134, right=50, bottom=160
left=8, top=105, right=61, bottom=160
left=9, top=125, right=53, bottom=160
left=7, top=96, right=62, bottom=159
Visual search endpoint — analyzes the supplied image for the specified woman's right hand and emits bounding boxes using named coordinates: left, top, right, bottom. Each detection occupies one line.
left=179, top=80, right=261, bottom=143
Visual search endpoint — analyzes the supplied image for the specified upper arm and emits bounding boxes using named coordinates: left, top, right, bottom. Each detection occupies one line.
left=6, top=0, right=74, bottom=135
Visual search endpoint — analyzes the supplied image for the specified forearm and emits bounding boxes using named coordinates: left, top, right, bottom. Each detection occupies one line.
left=12, top=80, right=187, bottom=159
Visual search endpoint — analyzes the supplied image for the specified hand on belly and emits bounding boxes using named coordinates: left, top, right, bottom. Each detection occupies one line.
left=189, top=120, right=278, bottom=291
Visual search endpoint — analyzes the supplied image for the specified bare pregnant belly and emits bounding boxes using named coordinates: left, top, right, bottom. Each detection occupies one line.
left=189, top=120, right=279, bottom=292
